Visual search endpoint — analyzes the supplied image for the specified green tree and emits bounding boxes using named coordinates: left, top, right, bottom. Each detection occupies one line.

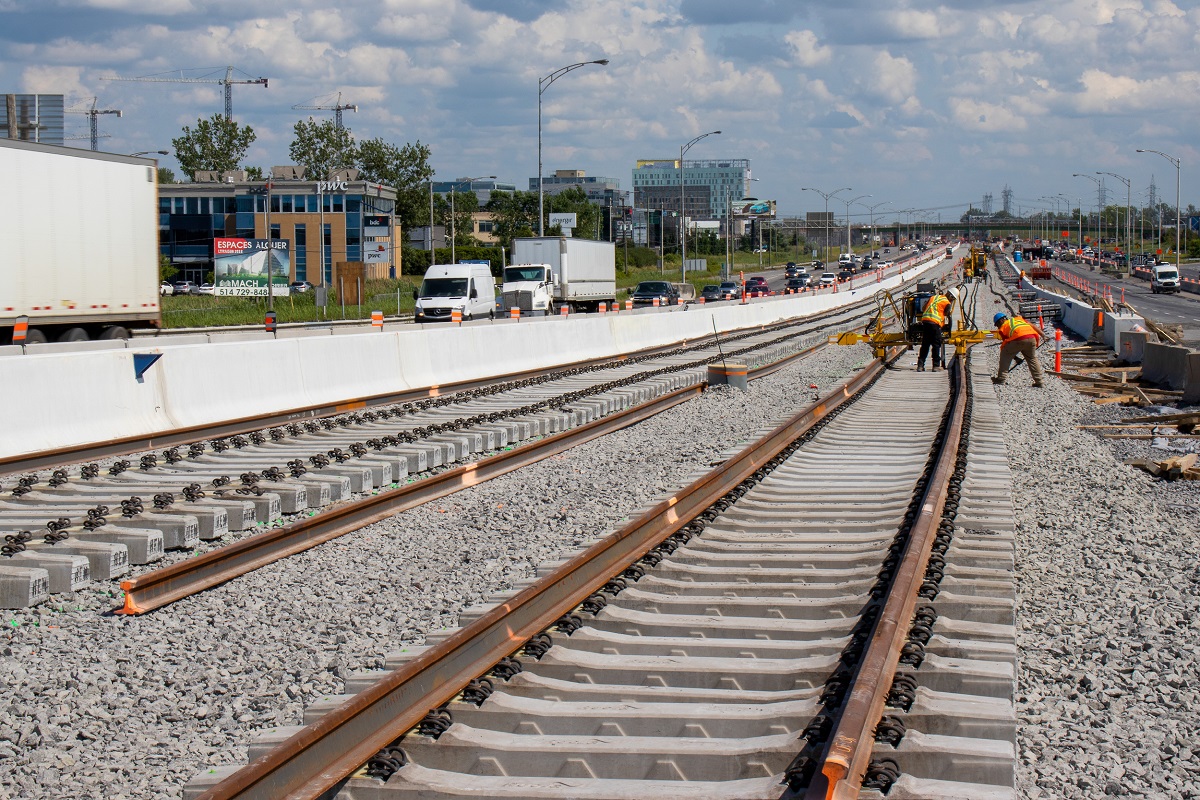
left=434, top=191, right=479, bottom=246
left=486, top=190, right=539, bottom=250
left=355, top=138, right=433, bottom=231
left=159, top=254, right=178, bottom=282
left=289, top=117, right=358, bottom=182
left=244, top=166, right=265, bottom=181
left=171, top=114, right=257, bottom=177
left=545, top=186, right=601, bottom=240
left=156, top=166, right=176, bottom=184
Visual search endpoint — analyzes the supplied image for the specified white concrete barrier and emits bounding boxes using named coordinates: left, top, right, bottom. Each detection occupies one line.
left=2, top=256, right=945, bottom=458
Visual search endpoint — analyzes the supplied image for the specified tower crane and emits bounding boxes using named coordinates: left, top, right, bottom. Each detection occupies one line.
left=66, top=97, right=122, bottom=151
left=292, top=91, right=358, bottom=130
left=103, top=66, right=268, bottom=121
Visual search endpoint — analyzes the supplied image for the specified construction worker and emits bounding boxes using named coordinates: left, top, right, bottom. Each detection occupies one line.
left=916, top=289, right=953, bottom=372
left=992, top=312, right=1045, bottom=387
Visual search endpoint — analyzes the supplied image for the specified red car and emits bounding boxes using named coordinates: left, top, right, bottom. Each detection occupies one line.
left=745, top=276, right=770, bottom=295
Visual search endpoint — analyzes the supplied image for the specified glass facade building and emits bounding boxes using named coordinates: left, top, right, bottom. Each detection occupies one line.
left=632, top=158, right=751, bottom=221
left=1, top=94, right=64, bottom=145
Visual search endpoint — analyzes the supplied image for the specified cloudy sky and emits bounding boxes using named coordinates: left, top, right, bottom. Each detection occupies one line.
left=2, top=0, right=1196, bottom=222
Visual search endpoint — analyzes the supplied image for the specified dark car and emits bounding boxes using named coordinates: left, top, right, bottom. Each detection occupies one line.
left=745, top=276, right=770, bottom=295
left=785, top=276, right=811, bottom=291
left=631, top=280, right=680, bottom=307
left=837, top=269, right=854, bottom=281
left=700, top=284, right=725, bottom=302
left=717, top=281, right=742, bottom=299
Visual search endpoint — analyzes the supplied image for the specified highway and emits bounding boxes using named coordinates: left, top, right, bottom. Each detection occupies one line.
left=1046, top=257, right=1200, bottom=345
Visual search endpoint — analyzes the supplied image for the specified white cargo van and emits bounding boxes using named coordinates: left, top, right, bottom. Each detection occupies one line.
left=838, top=252, right=853, bottom=267
left=413, top=263, right=496, bottom=322
left=1150, top=265, right=1180, bottom=294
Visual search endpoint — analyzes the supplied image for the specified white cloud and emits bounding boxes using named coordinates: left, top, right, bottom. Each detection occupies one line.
left=784, top=30, right=832, bottom=67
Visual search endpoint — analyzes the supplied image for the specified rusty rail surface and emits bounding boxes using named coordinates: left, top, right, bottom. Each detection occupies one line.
left=805, top=354, right=967, bottom=800
left=195, top=355, right=895, bottom=800
left=117, top=339, right=830, bottom=615
left=117, top=383, right=702, bottom=615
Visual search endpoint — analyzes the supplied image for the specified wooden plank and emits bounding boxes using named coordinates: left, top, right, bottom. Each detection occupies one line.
left=1094, top=396, right=1138, bottom=405
left=1101, top=434, right=1200, bottom=440
left=1123, top=411, right=1200, bottom=424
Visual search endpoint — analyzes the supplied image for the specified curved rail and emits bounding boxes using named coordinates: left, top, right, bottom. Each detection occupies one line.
left=194, top=353, right=900, bottom=800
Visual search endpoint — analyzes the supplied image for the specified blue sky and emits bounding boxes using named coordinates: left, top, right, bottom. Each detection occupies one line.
left=2, top=0, right=1196, bottom=222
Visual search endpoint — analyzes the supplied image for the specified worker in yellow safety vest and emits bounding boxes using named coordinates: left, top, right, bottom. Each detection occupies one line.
left=916, top=291, right=953, bottom=372
left=992, top=312, right=1045, bottom=387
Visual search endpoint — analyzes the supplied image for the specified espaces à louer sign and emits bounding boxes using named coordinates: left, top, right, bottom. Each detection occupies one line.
left=214, top=238, right=291, bottom=297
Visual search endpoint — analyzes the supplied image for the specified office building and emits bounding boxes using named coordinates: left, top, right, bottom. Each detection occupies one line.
left=159, top=167, right=398, bottom=283
left=632, top=158, right=751, bottom=223
left=529, top=169, right=630, bottom=208
left=433, top=177, right=516, bottom=205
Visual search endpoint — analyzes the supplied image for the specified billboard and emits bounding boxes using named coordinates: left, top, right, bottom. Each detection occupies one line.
left=549, top=212, right=577, bottom=230
left=214, top=238, right=291, bottom=296
left=732, top=199, right=776, bottom=218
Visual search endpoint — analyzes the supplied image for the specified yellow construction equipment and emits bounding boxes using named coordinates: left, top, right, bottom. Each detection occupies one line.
left=833, top=279, right=990, bottom=360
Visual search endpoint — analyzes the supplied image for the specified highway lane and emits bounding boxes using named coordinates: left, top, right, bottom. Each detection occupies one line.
left=1046, top=257, right=1200, bottom=346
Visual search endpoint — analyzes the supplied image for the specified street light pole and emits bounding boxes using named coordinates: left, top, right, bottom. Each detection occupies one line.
left=679, top=130, right=721, bottom=284
left=1137, top=149, right=1181, bottom=272
left=1073, top=173, right=1102, bottom=251
left=448, top=175, right=497, bottom=265
left=801, top=186, right=850, bottom=266
left=539, top=59, right=609, bottom=237
left=843, top=194, right=871, bottom=254
left=1098, top=171, right=1131, bottom=272
left=859, top=200, right=890, bottom=253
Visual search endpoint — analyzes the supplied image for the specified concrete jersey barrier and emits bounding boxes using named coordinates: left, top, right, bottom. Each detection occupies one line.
left=1, top=256, right=947, bottom=458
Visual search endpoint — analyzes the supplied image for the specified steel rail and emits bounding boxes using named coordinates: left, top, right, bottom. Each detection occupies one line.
left=117, top=383, right=702, bottom=615
left=116, top=339, right=827, bottom=615
left=195, top=354, right=897, bottom=800
left=805, top=354, right=967, bottom=800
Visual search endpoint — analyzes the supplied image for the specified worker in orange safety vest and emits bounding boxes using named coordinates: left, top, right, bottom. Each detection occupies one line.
left=992, top=312, right=1045, bottom=387
left=916, top=291, right=954, bottom=372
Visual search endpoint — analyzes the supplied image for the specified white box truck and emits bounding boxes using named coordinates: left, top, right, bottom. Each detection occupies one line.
left=503, top=237, right=616, bottom=314
left=1, top=138, right=161, bottom=344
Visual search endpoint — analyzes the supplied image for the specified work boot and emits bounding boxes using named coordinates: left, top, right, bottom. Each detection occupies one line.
left=916, top=365, right=926, bottom=372
left=991, top=376, right=1004, bottom=385
left=933, top=365, right=944, bottom=372
left=1031, top=382, right=1044, bottom=388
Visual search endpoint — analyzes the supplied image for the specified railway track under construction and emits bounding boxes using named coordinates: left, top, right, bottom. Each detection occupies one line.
left=186, top=345, right=1017, bottom=800
left=2, top=286, right=934, bottom=612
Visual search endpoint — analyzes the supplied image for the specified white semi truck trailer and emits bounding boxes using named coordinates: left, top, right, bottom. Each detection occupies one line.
left=1, top=138, right=160, bottom=344
left=502, top=237, right=616, bottom=315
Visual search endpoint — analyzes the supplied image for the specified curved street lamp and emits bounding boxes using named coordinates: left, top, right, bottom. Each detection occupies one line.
left=1072, top=173, right=1104, bottom=248
left=859, top=200, right=891, bottom=252
left=842, top=194, right=871, bottom=254
left=1137, top=149, right=1181, bottom=272
left=539, top=59, right=609, bottom=236
left=131, top=150, right=169, bottom=158
left=1098, top=171, right=1132, bottom=271
left=801, top=186, right=850, bottom=265
left=680, top=130, right=721, bottom=282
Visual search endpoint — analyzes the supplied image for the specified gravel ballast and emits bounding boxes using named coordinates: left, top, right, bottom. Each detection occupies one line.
left=0, top=339, right=876, bottom=799
left=972, top=277, right=1200, bottom=799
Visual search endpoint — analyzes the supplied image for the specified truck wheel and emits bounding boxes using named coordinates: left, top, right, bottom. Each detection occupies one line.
left=99, top=326, right=130, bottom=340
left=57, top=327, right=89, bottom=343
left=23, top=328, right=49, bottom=345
